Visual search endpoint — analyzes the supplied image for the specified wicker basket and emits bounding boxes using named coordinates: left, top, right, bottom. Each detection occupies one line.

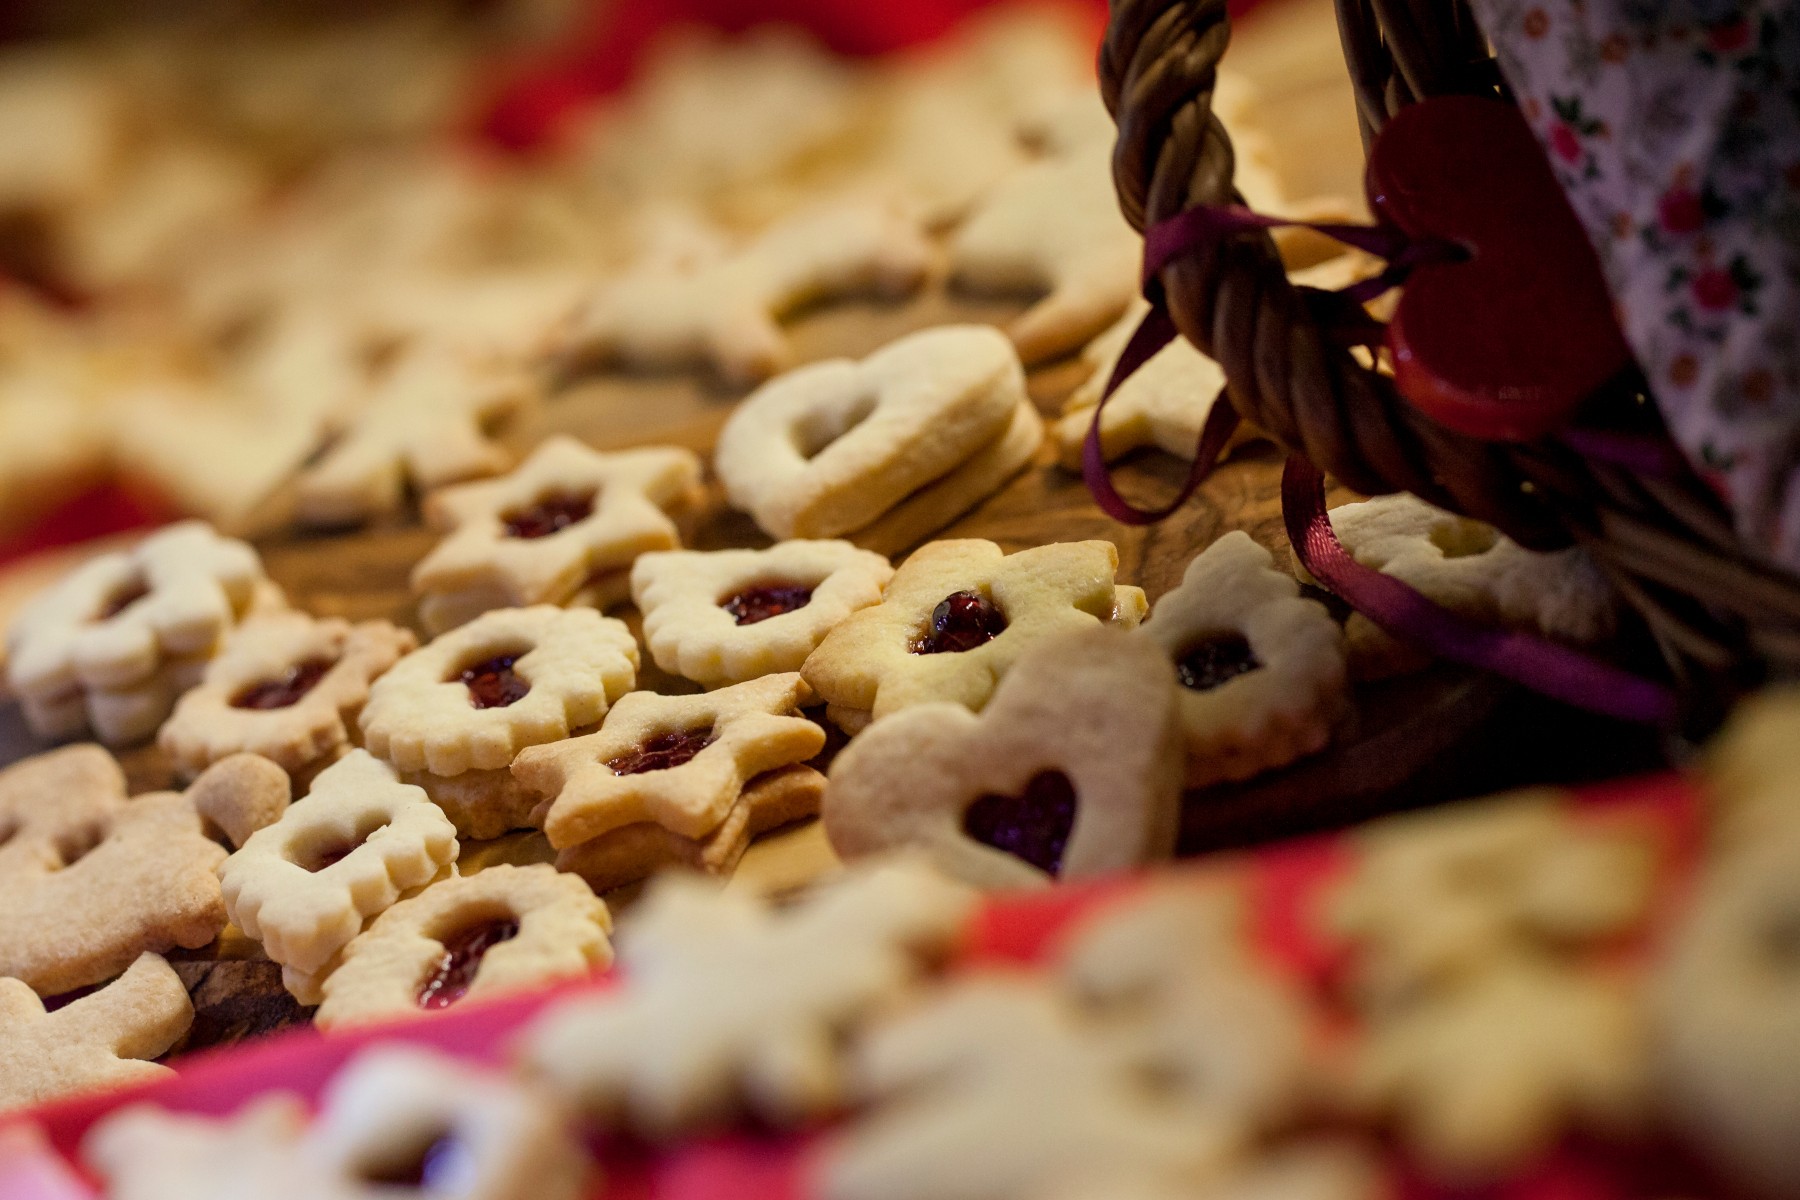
left=1099, top=0, right=1800, bottom=721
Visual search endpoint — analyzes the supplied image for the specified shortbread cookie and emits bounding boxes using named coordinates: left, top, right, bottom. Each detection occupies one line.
left=1326, top=791, right=1659, bottom=1007
left=1341, top=951, right=1648, bottom=1180
left=1054, top=299, right=1226, bottom=468
left=0, top=745, right=228, bottom=994
left=801, top=538, right=1146, bottom=723
left=159, top=611, right=417, bottom=779
left=1696, top=685, right=1800, bottom=850
left=519, top=859, right=974, bottom=1135
left=557, top=763, right=825, bottom=892
left=413, top=436, right=704, bottom=634
left=1319, top=494, right=1618, bottom=678
left=514, top=672, right=825, bottom=848
left=949, top=140, right=1139, bottom=364
left=557, top=197, right=932, bottom=386
left=188, top=752, right=292, bottom=849
left=849, top=400, right=1044, bottom=557
left=1037, top=1141, right=1388, bottom=1200
left=1138, top=533, right=1348, bottom=787
left=6, top=520, right=273, bottom=744
left=218, top=749, right=459, bottom=979
left=1058, top=882, right=1315, bottom=1132
left=714, top=325, right=1024, bottom=541
left=360, top=606, right=639, bottom=777
left=1652, top=819, right=1800, bottom=1200
left=0, top=952, right=192, bottom=1113
left=825, top=627, right=1183, bottom=888
left=821, top=974, right=1238, bottom=1200
left=307, top=1046, right=591, bottom=1200
left=316, top=864, right=611, bottom=1029
left=85, top=1095, right=313, bottom=1200
left=294, top=340, right=536, bottom=527
left=401, top=766, right=545, bottom=842
left=632, top=540, right=893, bottom=688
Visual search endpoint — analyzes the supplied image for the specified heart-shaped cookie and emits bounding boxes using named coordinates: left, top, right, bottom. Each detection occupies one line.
left=823, top=626, right=1184, bottom=888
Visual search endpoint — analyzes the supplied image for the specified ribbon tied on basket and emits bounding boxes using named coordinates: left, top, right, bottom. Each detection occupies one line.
left=1085, top=95, right=1676, bottom=724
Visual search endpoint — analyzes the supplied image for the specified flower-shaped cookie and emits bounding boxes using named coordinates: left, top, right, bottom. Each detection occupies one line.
left=0, top=745, right=229, bottom=995
left=824, top=627, right=1184, bottom=888
left=1054, top=298, right=1227, bottom=468
left=1322, top=494, right=1618, bottom=677
left=0, top=952, right=192, bottom=1113
left=413, top=435, right=704, bottom=635
left=5, top=519, right=273, bottom=743
left=159, top=610, right=417, bottom=779
left=632, top=540, right=893, bottom=688
left=316, top=864, right=612, bottom=1029
left=714, top=325, right=1024, bottom=541
left=556, top=197, right=932, bottom=386
left=219, top=749, right=459, bottom=980
left=295, top=341, right=537, bottom=528
left=360, top=606, right=640, bottom=778
left=558, top=762, right=825, bottom=892
left=514, top=672, right=825, bottom=848
left=800, top=537, right=1146, bottom=728
left=948, top=140, right=1140, bottom=364
left=1138, top=532, right=1348, bottom=787
left=518, top=860, right=974, bottom=1135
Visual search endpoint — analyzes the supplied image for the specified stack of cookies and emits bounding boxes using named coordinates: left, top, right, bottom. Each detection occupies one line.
left=715, top=325, right=1045, bottom=556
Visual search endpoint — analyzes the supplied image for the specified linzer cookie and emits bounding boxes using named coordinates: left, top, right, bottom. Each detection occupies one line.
left=0, top=952, right=193, bottom=1113
left=0, top=745, right=229, bottom=995
left=158, top=610, right=417, bottom=780
left=1138, top=533, right=1348, bottom=787
left=514, top=672, right=825, bottom=853
left=360, top=606, right=640, bottom=838
left=218, top=749, right=459, bottom=1003
left=5, top=519, right=276, bottom=745
left=824, top=627, right=1184, bottom=888
left=713, top=325, right=1029, bottom=542
left=1319, top=494, right=1618, bottom=679
left=632, top=540, right=893, bottom=688
left=948, top=140, right=1140, bottom=364
left=294, top=340, right=537, bottom=528
left=518, top=859, right=974, bottom=1135
left=555, top=197, right=932, bottom=386
left=801, top=538, right=1146, bottom=731
left=316, top=864, right=611, bottom=1030
left=413, top=435, right=704, bottom=635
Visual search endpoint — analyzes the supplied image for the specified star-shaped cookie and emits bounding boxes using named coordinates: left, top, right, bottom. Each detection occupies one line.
left=413, top=435, right=703, bottom=634
left=513, top=671, right=825, bottom=848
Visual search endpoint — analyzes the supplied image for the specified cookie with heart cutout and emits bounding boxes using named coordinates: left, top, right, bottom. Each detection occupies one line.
left=823, top=625, right=1185, bottom=888
left=631, top=540, right=893, bottom=689
left=1138, top=532, right=1348, bottom=787
left=413, top=435, right=704, bottom=635
left=158, top=610, right=417, bottom=781
left=714, top=325, right=1025, bottom=541
left=801, top=537, right=1147, bottom=730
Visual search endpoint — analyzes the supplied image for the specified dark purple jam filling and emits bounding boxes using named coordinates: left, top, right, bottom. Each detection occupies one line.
left=722, top=583, right=815, bottom=626
left=911, top=590, right=1006, bottom=655
left=502, top=491, right=596, bottom=539
left=1174, top=633, right=1261, bottom=691
left=962, top=771, right=1078, bottom=875
left=606, top=727, right=716, bottom=775
left=416, top=917, right=521, bottom=1010
left=461, top=654, right=529, bottom=709
left=230, top=657, right=335, bottom=710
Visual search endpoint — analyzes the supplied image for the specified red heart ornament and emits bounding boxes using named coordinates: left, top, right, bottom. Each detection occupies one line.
left=1368, top=95, right=1634, bottom=442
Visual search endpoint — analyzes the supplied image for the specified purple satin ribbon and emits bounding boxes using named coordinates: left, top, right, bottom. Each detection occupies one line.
left=1081, top=201, right=1679, bottom=725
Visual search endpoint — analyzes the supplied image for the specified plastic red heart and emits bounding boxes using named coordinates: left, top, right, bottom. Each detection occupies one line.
left=1368, top=95, right=1633, bottom=441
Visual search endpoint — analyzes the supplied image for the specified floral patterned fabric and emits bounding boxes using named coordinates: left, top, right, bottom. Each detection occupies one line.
left=1471, top=0, right=1800, bottom=569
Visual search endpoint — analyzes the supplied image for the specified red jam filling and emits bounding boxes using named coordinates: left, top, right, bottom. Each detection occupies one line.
left=230, top=657, right=335, bottom=710
left=502, top=491, right=595, bottom=539
left=605, top=728, right=716, bottom=775
left=911, top=591, right=1006, bottom=655
left=416, top=917, right=521, bottom=1010
left=1174, top=633, right=1261, bottom=691
left=461, top=654, right=529, bottom=708
left=722, top=583, right=815, bottom=626
left=95, top=579, right=149, bottom=621
left=961, top=770, right=1078, bottom=875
